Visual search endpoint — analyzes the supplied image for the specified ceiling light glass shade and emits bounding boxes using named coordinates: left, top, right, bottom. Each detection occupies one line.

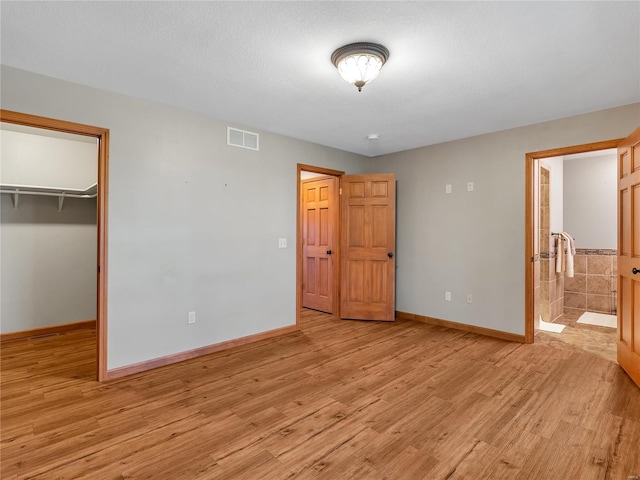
left=331, top=42, right=389, bottom=92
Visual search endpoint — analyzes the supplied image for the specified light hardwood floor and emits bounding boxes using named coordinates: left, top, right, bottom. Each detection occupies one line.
left=2, top=309, right=639, bottom=479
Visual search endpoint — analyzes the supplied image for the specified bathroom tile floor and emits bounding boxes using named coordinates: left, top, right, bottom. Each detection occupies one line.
left=535, top=308, right=617, bottom=363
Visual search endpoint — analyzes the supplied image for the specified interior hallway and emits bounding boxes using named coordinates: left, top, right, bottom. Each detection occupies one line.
left=1, top=309, right=638, bottom=479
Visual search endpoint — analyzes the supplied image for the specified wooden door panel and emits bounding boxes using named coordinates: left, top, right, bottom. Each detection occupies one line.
left=306, top=208, right=316, bottom=244
left=622, top=149, right=631, bottom=176
left=348, top=205, right=365, bottom=247
left=306, top=257, right=317, bottom=293
left=635, top=185, right=640, bottom=255
left=617, top=126, right=640, bottom=389
left=620, top=276, right=632, bottom=343
left=621, top=188, right=631, bottom=255
left=349, top=181, right=365, bottom=197
left=347, top=261, right=365, bottom=302
left=319, top=208, right=329, bottom=245
left=341, top=174, right=396, bottom=321
left=372, top=206, right=388, bottom=247
left=318, top=258, right=329, bottom=297
left=371, top=261, right=387, bottom=303
left=302, top=176, right=337, bottom=314
left=635, top=285, right=640, bottom=353
left=371, top=181, right=388, bottom=197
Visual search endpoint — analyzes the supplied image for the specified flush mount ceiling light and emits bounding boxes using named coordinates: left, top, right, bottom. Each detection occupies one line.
left=331, top=42, right=389, bottom=92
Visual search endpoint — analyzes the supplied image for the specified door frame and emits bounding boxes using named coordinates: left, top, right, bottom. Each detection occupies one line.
left=1, top=109, right=109, bottom=381
left=296, top=164, right=344, bottom=326
left=525, top=138, right=623, bottom=343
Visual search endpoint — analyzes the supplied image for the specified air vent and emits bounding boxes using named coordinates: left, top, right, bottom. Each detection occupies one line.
left=227, top=127, right=259, bottom=151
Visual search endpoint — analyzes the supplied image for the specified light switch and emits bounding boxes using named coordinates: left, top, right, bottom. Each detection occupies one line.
left=278, top=238, right=287, bottom=248
left=446, top=184, right=452, bottom=194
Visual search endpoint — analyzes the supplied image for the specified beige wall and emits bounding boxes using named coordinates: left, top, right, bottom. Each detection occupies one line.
left=2, top=64, right=638, bottom=369
left=564, top=153, right=617, bottom=249
left=365, top=104, right=639, bottom=334
left=1, top=196, right=97, bottom=333
left=0, top=66, right=368, bottom=370
left=1, top=126, right=98, bottom=189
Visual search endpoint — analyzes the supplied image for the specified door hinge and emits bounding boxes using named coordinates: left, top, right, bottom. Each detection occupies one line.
left=97, top=265, right=101, bottom=273
left=339, top=188, right=342, bottom=195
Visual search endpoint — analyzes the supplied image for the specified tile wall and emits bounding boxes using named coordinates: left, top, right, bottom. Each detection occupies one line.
left=564, top=249, right=617, bottom=314
left=541, top=242, right=565, bottom=323
left=538, top=168, right=564, bottom=323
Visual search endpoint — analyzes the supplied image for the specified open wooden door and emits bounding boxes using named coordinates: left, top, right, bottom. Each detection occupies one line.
left=618, top=126, right=640, bottom=389
left=340, top=174, right=396, bottom=321
left=302, top=176, right=338, bottom=313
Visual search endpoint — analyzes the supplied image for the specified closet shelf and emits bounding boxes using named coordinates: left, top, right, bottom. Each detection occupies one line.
left=1, top=183, right=97, bottom=211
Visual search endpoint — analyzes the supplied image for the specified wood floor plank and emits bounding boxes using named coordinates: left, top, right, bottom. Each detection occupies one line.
left=2, top=311, right=639, bottom=479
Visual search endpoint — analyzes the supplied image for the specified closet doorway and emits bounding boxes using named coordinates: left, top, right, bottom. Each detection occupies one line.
left=297, top=164, right=343, bottom=323
left=300, top=174, right=339, bottom=314
left=0, top=110, right=109, bottom=381
left=296, top=164, right=397, bottom=325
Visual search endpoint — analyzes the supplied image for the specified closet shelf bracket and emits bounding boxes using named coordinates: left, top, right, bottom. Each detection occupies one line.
left=1, top=183, right=97, bottom=212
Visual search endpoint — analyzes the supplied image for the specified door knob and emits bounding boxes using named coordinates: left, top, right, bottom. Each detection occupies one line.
left=633, top=267, right=640, bottom=275
left=388, top=252, right=394, bottom=258
left=326, top=250, right=332, bottom=255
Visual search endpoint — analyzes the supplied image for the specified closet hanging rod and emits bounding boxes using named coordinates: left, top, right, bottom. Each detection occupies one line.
left=0, top=182, right=97, bottom=196
left=0, top=189, right=96, bottom=199
left=0, top=183, right=97, bottom=211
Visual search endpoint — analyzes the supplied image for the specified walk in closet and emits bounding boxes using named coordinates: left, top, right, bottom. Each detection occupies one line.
left=0, top=123, right=98, bottom=335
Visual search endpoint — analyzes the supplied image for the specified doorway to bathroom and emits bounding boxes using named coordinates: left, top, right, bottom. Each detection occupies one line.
left=526, top=139, right=621, bottom=346
left=534, top=149, right=618, bottom=361
left=527, top=129, right=640, bottom=388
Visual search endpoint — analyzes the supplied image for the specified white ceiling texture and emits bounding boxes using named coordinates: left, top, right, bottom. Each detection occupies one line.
left=1, top=1, right=639, bottom=157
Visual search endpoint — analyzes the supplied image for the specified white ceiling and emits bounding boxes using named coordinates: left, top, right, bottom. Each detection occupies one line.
left=1, top=1, right=639, bottom=157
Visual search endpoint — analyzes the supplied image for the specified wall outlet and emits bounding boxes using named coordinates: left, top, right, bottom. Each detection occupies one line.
left=188, top=311, right=196, bottom=324
left=446, top=184, right=452, bottom=194
left=466, top=293, right=473, bottom=304
left=278, top=238, right=287, bottom=248
left=467, top=181, right=474, bottom=192
left=445, top=291, right=451, bottom=301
